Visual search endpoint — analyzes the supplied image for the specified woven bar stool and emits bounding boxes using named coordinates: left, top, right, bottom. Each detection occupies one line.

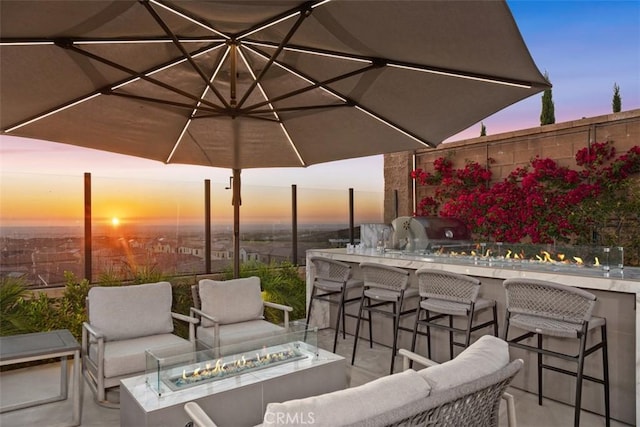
left=306, top=256, right=363, bottom=353
left=351, top=262, right=418, bottom=374
left=410, top=268, right=498, bottom=362
left=502, top=278, right=610, bottom=427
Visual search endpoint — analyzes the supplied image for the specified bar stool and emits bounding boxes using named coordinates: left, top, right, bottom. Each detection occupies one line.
left=410, top=268, right=498, bottom=362
left=351, top=262, right=418, bottom=374
left=502, top=278, right=610, bottom=427
left=306, top=256, right=363, bottom=353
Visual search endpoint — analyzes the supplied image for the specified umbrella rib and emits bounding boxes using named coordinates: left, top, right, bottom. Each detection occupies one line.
left=108, top=92, right=220, bottom=114
left=235, top=48, right=306, bottom=166
left=141, top=0, right=231, bottom=109
left=244, top=41, right=540, bottom=89
left=245, top=44, right=435, bottom=148
left=236, top=5, right=314, bottom=109
left=236, top=1, right=327, bottom=40
left=59, top=40, right=225, bottom=111
left=240, top=44, right=382, bottom=113
left=2, top=42, right=225, bottom=132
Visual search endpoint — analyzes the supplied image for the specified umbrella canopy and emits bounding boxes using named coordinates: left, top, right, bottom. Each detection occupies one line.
left=0, top=0, right=550, bottom=276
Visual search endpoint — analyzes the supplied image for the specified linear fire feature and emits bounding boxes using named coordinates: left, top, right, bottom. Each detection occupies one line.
left=167, top=345, right=306, bottom=391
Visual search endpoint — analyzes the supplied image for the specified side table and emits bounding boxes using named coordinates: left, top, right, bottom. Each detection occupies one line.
left=0, top=329, right=82, bottom=426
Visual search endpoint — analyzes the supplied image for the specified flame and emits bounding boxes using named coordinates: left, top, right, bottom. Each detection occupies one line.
left=505, top=250, right=512, bottom=259
left=573, top=256, right=584, bottom=265
left=558, top=253, right=565, bottom=261
left=594, top=257, right=600, bottom=266
left=541, top=251, right=552, bottom=262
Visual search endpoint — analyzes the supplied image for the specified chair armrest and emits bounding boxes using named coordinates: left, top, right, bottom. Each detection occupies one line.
left=263, top=301, right=293, bottom=312
left=263, top=301, right=293, bottom=329
left=172, top=312, right=199, bottom=342
left=172, top=312, right=199, bottom=324
left=184, top=402, right=218, bottom=427
left=502, top=392, right=518, bottom=427
left=190, top=307, right=220, bottom=324
left=398, top=348, right=439, bottom=371
left=82, top=321, right=105, bottom=340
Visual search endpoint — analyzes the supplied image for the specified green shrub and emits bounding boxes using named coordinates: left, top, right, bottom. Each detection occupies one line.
left=0, top=276, right=36, bottom=336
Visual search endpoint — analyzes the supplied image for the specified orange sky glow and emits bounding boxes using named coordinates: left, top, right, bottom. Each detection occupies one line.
left=0, top=171, right=383, bottom=228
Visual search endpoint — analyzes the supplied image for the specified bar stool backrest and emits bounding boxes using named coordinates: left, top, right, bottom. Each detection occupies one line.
left=416, top=269, right=481, bottom=304
left=310, top=256, right=352, bottom=285
left=503, top=278, right=596, bottom=324
left=360, top=262, right=410, bottom=292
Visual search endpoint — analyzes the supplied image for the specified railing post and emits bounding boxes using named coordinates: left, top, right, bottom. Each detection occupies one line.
left=84, top=172, right=92, bottom=282
left=349, top=188, right=354, bottom=245
left=205, top=179, right=211, bottom=274
left=291, top=184, right=298, bottom=265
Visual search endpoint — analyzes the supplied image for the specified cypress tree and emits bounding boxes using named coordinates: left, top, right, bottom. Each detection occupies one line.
left=612, top=83, right=622, bottom=113
left=540, top=71, right=555, bottom=125
left=480, top=122, right=487, bottom=136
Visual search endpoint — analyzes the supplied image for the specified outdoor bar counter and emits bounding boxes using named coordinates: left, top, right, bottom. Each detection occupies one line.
left=305, top=248, right=640, bottom=425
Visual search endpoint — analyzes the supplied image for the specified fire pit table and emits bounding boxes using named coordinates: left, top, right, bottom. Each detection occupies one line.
left=120, top=322, right=346, bottom=427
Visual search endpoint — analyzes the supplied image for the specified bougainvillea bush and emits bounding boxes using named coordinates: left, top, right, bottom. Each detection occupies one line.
left=412, top=141, right=640, bottom=263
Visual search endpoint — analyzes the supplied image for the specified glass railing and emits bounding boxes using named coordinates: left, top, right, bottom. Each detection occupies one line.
left=0, top=172, right=383, bottom=287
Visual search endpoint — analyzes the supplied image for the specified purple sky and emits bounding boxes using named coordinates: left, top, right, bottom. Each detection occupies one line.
left=1, top=0, right=638, bottom=192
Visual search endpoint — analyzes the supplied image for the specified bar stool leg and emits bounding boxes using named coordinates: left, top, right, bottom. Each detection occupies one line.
left=390, top=299, right=400, bottom=374
left=332, top=289, right=346, bottom=353
left=410, top=305, right=422, bottom=353
left=426, top=310, right=433, bottom=359
left=448, top=315, right=454, bottom=360
left=304, top=286, right=317, bottom=343
left=492, top=305, right=499, bottom=336
left=351, top=293, right=366, bottom=365
left=537, top=334, right=543, bottom=406
left=367, top=297, right=373, bottom=349
left=602, top=324, right=610, bottom=427
left=574, top=330, right=588, bottom=427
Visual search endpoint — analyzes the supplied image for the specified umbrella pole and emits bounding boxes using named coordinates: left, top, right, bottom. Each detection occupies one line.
left=232, top=168, right=241, bottom=278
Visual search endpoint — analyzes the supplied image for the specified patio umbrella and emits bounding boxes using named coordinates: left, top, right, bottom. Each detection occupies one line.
left=0, top=0, right=550, bottom=276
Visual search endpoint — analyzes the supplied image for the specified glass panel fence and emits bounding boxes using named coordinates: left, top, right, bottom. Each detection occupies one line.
left=0, top=172, right=383, bottom=287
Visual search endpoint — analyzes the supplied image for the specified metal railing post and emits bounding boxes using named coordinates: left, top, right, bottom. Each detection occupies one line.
left=84, top=172, right=92, bottom=282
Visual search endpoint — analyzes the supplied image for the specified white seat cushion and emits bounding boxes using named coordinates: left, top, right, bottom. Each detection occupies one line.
left=89, top=333, right=192, bottom=379
left=197, top=320, right=285, bottom=349
left=262, top=369, right=431, bottom=427
left=418, top=334, right=509, bottom=391
left=88, top=282, right=174, bottom=340
left=199, top=277, right=264, bottom=327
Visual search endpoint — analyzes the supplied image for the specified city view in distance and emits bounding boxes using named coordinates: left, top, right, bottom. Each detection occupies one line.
left=1, top=171, right=383, bottom=287
left=0, top=222, right=359, bottom=288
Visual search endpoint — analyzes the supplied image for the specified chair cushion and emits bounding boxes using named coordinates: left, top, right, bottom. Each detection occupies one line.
left=89, top=333, right=192, bottom=379
left=199, top=277, right=264, bottom=327
left=418, top=334, right=509, bottom=391
left=197, top=320, right=285, bottom=349
left=262, top=369, right=431, bottom=427
left=88, top=282, right=174, bottom=340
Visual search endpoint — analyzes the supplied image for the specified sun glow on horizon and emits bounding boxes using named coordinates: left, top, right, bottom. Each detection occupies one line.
left=111, top=217, right=120, bottom=227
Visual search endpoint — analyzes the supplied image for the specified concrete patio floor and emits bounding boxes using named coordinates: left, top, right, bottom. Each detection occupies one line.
left=0, top=329, right=626, bottom=427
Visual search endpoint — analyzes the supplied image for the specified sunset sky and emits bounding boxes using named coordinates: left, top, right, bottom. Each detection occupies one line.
left=1, top=1, right=639, bottom=227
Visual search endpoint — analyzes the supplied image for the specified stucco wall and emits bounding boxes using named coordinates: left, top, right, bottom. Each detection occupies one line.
left=384, top=109, right=640, bottom=222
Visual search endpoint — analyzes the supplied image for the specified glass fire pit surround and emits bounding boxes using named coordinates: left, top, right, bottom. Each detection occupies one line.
left=145, top=322, right=317, bottom=397
left=388, top=243, right=625, bottom=272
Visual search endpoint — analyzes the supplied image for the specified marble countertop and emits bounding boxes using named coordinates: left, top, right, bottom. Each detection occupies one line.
left=307, top=248, right=640, bottom=294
